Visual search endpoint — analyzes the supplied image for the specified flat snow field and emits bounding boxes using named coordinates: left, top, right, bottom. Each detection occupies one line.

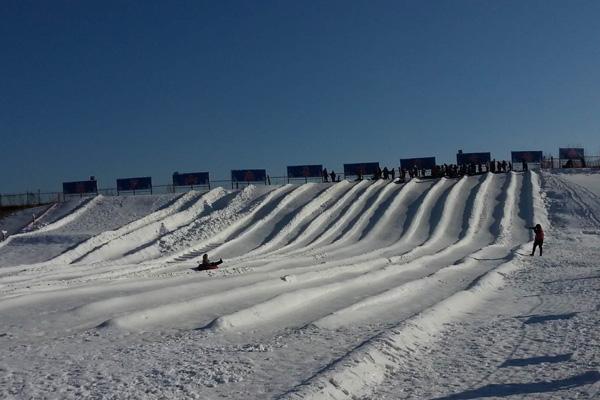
left=0, top=171, right=599, bottom=399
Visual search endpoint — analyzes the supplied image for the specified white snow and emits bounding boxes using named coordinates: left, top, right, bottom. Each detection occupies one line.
left=0, top=204, right=53, bottom=235
left=0, top=171, right=599, bottom=399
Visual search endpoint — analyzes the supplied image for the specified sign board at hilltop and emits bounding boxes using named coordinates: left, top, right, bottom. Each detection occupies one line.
left=172, top=172, right=210, bottom=187
left=117, top=177, right=152, bottom=192
left=63, top=180, right=98, bottom=195
left=511, top=151, right=543, bottom=163
left=287, top=165, right=323, bottom=179
left=343, top=162, right=380, bottom=177
left=400, top=157, right=436, bottom=170
left=456, top=152, right=491, bottom=165
left=231, top=169, right=267, bottom=182
left=559, top=148, right=584, bottom=159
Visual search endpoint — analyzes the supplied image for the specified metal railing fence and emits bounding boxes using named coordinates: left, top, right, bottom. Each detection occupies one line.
left=541, top=156, right=600, bottom=169
left=2, top=159, right=600, bottom=208
left=0, top=175, right=304, bottom=207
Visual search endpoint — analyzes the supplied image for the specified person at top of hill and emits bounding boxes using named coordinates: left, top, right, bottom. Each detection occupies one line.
left=356, top=169, right=363, bottom=181
left=529, top=224, right=544, bottom=256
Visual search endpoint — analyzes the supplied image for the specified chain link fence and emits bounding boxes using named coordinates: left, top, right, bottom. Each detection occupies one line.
left=2, top=159, right=599, bottom=209
left=541, top=156, right=600, bottom=169
left=0, top=175, right=312, bottom=208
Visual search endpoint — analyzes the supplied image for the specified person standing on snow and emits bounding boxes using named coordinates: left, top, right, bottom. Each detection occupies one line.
left=529, top=224, right=544, bottom=256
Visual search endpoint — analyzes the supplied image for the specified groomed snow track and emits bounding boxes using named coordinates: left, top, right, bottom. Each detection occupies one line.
left=0, top=171, right=549, bottom=399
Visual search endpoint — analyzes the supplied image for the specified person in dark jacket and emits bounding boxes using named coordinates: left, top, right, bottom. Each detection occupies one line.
left=200, top=254, right=222, bottom=267
left=192, top=254, right=223, bottom=271
left=356, top=169, right=363, bottom=181
left=382, top=167, right=389, bottom=180
left=529, top=224, right=544, bottom=256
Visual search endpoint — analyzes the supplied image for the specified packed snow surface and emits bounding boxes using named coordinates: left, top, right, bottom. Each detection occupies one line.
left=0, top=194, right=177, bottom=266
left=0, top=171, right=599, bottom=399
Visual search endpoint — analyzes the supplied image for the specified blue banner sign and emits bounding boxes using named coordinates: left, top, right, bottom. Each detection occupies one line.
left=62, top=180, right=98, bottom=195
left=287, top=164, right=323, bottom=178
left=456, top=152, right=491, bottom=165
left=117, top=177, right=152, bottom=191
left=343, top=162, right=380, bottom=176
left=231, top=169, right=267, bottom=182
left=400, top=157, right=436, bottom=170
left=559, top=148, right=584, bottom=159
left=511, top=151, right=543, bottom=163
left=172, top=172, right=210, bottom=186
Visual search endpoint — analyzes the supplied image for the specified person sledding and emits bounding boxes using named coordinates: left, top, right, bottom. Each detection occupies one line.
left=529, top=224, right=544, bottom=256
left=193, top=254, right=223, bottom=271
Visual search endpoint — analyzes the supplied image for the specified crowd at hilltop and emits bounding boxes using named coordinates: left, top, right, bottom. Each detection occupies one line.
left=321, top=159, right=525, bottom=183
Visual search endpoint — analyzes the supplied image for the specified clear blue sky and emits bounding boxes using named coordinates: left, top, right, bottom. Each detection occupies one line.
left=2, top=0, right=600, bottom=193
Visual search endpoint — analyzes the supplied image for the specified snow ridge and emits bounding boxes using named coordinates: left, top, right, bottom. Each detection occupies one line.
left=280, top=172, right=544, bottom=400
left=48, top=191, right=198, bottom=265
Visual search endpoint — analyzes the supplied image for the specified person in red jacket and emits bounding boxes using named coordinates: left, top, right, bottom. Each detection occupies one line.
left=530, top=224, right=544, bottom=256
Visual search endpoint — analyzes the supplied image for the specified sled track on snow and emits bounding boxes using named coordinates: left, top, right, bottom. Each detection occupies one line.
left=71, top=172, right=522, bottom=333
left=0, top=174, right=539, bottom=349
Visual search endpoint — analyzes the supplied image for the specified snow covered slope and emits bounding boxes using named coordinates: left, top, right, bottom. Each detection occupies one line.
left=548, top=168, right=600, bottom=196
left=0, top=194, right=177, bottom=266
left=0, top=171, right=598, bottom=399
left=0, top=204, right=53, bottom=235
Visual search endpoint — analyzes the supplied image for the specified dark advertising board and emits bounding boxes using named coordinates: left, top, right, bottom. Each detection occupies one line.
left=456, top=152, right=491, bottom=165
left=172, top=172, right=210, bottom=187
left=116, top=177, right=152, bottom=192
left=287, top=164, right=323, bottom=178
left=231, top=169, right=267, bottom=182
left=559, top=148, right=584, bottom=159
left=511, top=151, right=543, bottom=163
left=62, top=180, right=98, bottom=195
left=343, top=162, right=380, bottom=177
left=400, top=157, right=436, bottom=170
